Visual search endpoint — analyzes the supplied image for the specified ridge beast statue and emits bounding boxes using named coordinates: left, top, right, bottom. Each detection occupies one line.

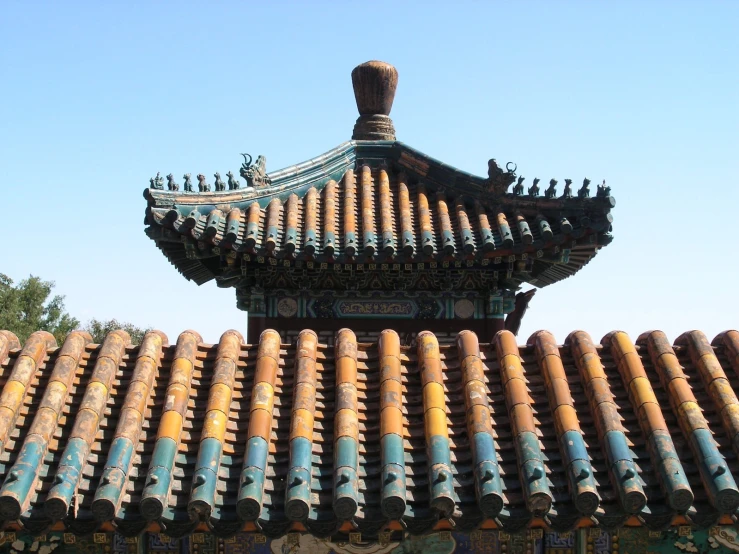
left=149, top=172, right=164, bottom=190
left=197, top=173, right=211, bottom=192
left=240, top=153, right=272, bottom=188
left=528, top=177, right=540, bottom=197
left=545, top=178, right=557, bottom=199
left=513, top=176, right=525, bottom=196
left=486, top=158, right=517, bottom=196
left=562, top=178, right=573, bottom=198
left=226, top=171, right=240, bottom=190
left=597, top=180, right=611, bottom=198
left=214, top=172, right=226, bottom=191
left=578, top=177, right=591, bottom=198
left=166, top=173, right=179, bottom=191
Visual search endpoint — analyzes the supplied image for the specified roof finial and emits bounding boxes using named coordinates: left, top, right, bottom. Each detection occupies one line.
left=351, top=61, right=398, bottom=141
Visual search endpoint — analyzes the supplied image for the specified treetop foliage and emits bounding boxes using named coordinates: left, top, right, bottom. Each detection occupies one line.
left=84, top=318, right=151, bottom=345
left=0, top=273, right=79, bottom=345
left=0, top=273, right=148, bottom=346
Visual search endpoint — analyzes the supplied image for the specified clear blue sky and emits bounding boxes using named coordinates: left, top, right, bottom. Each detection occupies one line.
left=2, top=2, right=737, bottom=345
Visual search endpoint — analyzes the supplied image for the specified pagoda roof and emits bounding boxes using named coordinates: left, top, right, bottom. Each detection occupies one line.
left=1, top=325, right=738, bottom=538
left=143, top=62, right=614, bottom=291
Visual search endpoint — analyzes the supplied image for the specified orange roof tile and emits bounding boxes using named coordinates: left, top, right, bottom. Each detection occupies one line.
left=146, top=152, right=613, bottom=292
left=3, top=326, right=733, bottom=539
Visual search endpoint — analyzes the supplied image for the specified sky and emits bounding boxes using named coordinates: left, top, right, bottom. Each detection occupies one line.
left=1, top=1, right=738, bottom=345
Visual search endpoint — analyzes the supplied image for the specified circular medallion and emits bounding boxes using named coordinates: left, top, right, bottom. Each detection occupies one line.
left=277, top=297, right=298, bottom=318
left=454, top=299, right=475, bottom=319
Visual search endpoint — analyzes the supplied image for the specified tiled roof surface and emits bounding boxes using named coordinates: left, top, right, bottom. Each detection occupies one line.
left=3, top=326, right=736, bottom=539
left=144, top=142, right=614, bottom=288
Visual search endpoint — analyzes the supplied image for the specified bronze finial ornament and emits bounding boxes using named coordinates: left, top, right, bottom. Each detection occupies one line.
left=351, top=61, right=398, bottom=141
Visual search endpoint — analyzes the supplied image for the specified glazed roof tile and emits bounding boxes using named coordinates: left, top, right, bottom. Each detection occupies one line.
left=145, top=142, right=614, bottom=288
left=0, top=327, right=738, bottom=538
left=144, top=63, right=614, bottom=291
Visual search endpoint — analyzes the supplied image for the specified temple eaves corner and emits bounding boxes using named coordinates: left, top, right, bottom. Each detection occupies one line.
left=143, top=60, right=615, bottom=342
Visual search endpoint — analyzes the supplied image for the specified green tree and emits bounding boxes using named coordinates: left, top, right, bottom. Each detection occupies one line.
left=83, top=318, right=151, bottom=345
left=0, top=274, right=150, bottom=346
left=0, top=273, right=80, bottom=344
